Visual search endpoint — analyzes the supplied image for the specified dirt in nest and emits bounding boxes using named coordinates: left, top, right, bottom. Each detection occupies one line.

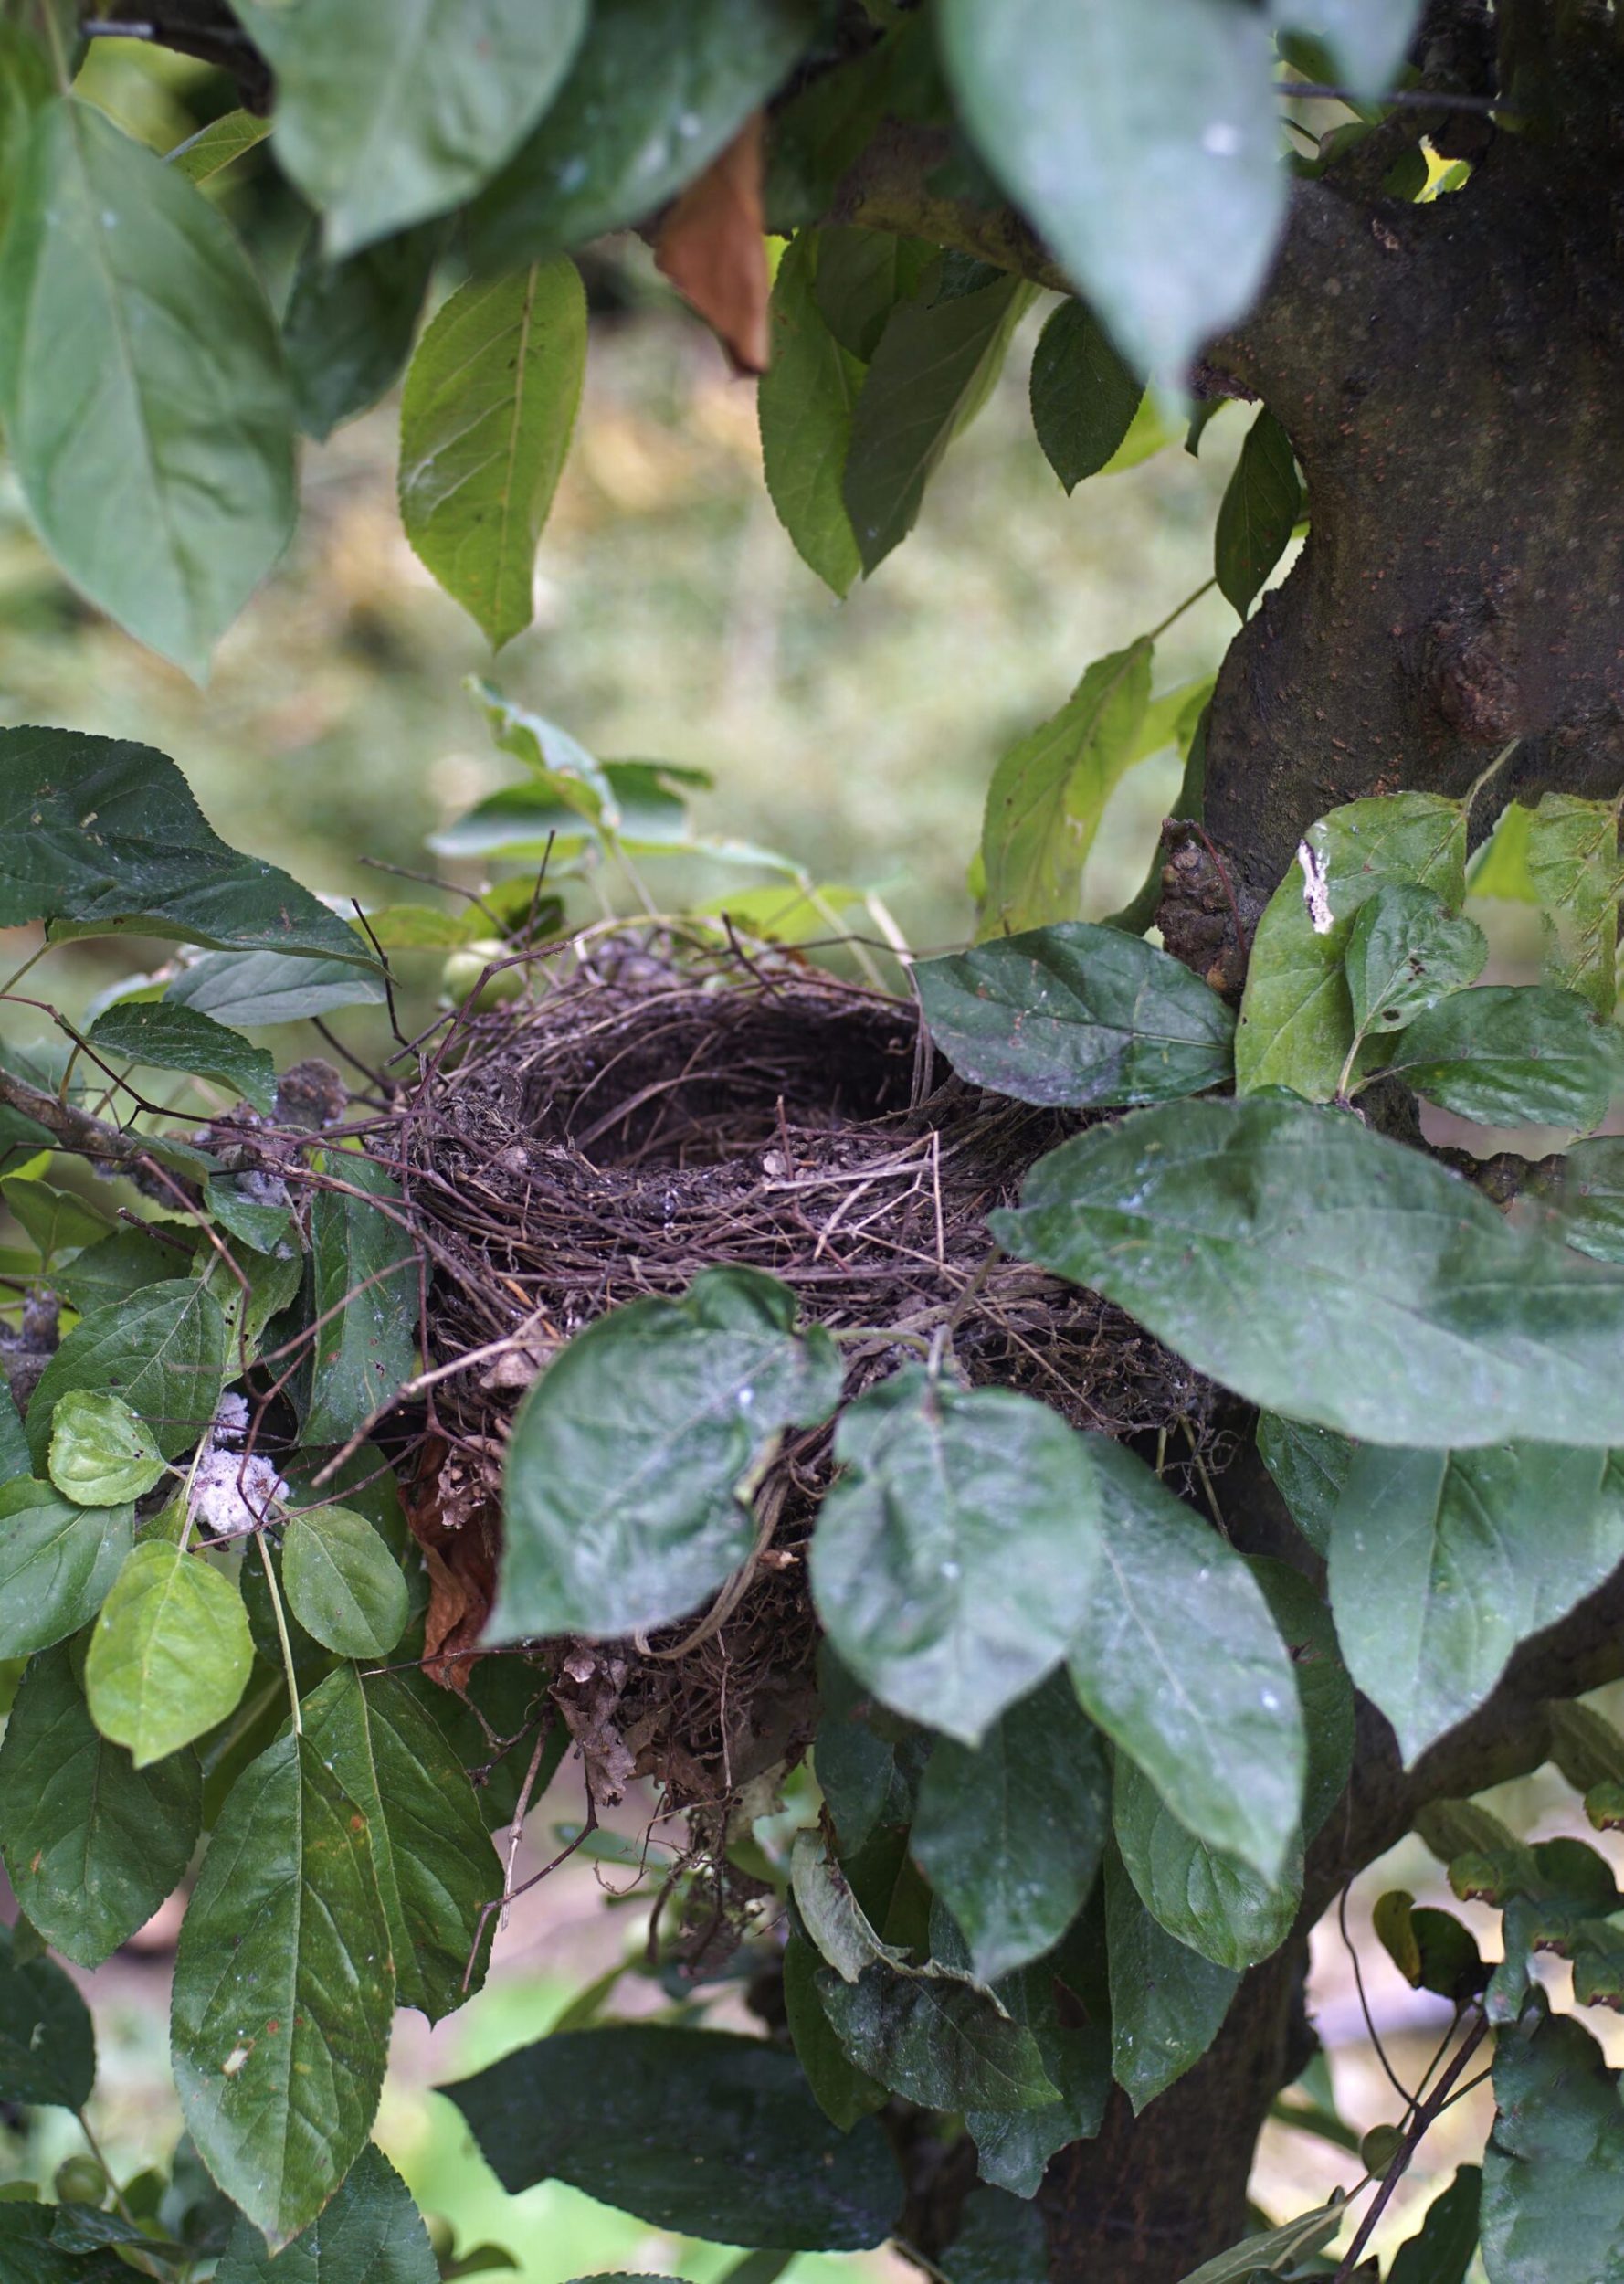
left=376, top=936, right=1239, bottom=1869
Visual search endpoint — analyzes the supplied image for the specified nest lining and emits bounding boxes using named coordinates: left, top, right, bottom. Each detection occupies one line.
left=390, top=940, right=1235, bottom=1836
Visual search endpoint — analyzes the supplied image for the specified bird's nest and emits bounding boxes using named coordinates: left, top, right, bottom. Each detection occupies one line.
left=385, top=935, right=1234, bottom=1845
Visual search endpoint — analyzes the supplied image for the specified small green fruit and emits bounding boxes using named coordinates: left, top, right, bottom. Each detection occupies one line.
left=54, top=2155, right=108, bottom=2206
left=440, top=940, right=526, bottom=1010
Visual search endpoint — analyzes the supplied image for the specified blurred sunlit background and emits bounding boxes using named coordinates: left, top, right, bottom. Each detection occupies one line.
left=0, top=32, right=1598, bottom=2284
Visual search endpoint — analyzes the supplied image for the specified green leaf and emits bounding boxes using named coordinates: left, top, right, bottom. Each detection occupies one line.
left=1176, top=2198, right=1345, bottom=2284
left=1214, top=410, right=1301, bottom=617
left=813, top=1644, right=927, bottom=1856
left=0, top=1919, right=93, bottom=2108
left=238, top=0, right=588, bottom=255
left=0, top=100, right=294, bottom=679
left=282, top=223, right=441, bottom=441
left=85, top=1539, right=253, bottom=1766
left=399, top=260, right=587, bottom=650
left=56, top=1226, right=193, bottom=1316
left=0, top=2201, right=129, bottom=2282
left=939, top=0, right=1286, bottom=384
left=1, top=1180, right=109, bottom=1272
left=1254, top=1412, right=1353, bottom=1557
left=47, top=1390, right=166, bottom=1507
left=469, top=680, right=617, bottom=823
left=166, top=107, right=271, bottom=184
left=0, top=1377, right=28, bottom=1483
left=304, top=1152, right=418, bottom=1444
left=842, top=264, right=1033, bottom=573
left=208, top=1178, right=298, bottom=1258
left=942, top=2187, right=1047, bottom=2284
left=1271, top=1, right=1427, bottom=98
left=1380, top=984, right=1618, bottom=1131
left=301, top=1665, right=501, bottom=2022
left=28, top=1278, right=230, bottom=1465
left=817, top=1957, right=1057, bottom=2113
left=1525, top=794, right=1621, bottom=1018
left=1471, top=801, right=1539, bottom=901
left=1388, top=2164, right=1482, bottom=2284
left=443, top=2026, right=901, bottom=2250
left=1482, top=2005, right=1624, bottom=2284
left=0, top=27, right=50, bottom=247
left=1327, top=1443, right=1624, bottom=1763
left=992, top=1094, right=1624, bottom=1447
left=172, top=1730, right=395, bottom=2250
left=467, top=0, right=818, bottom=274
left=1236, top=792, right=1467, bottom=1098
left=494, top=1266, right=839, bottom=1641
left=0, top=729, right=373, bottom=964
left=758, top=231, right=863, bottom=597
left=783, top=1931, right=887, bottom=2133
left=813, top=229, right=933, bottom=364
left=1103, top=1847, right=1237, bottom=2113
left=86, top=1001, right=276, bottom=1115
left=0, top=1480, right=133, bottom=1656
left=912, top=1673, right=1109, bottom=1983
left=963, top=1943, right=1111, bottom=2198
left=214, top=2141, right=438, bottom=2283
left=1029, top=299, right=1141, bottom=492
left=1372, top=1891, right=1485, bottom=2003
left=1250, top=1557, right=1353, bottom=1839
left=281, top=1507, right=408, bottom=1660
left=1066, top=1435, right=1303, bottom=1881
left=1343, top=880, right=1488, bottom=1038
left=811, top=1367, right=1102, bottom=1747
left=1112, top=1755, right=1301, bottom=1972
left=977, top=642, right=1153, bottom=937
left=0, top=1641, right=199, bottom=1968
left=168, top=949, right=387, bottom=1028
left=917, top=922, right=1234, bottom=1107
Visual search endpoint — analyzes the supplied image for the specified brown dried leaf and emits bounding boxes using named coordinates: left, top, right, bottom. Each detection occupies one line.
left=655, top=113, right=770, bottom=375
left=404, top=1435, right=500, bottom=1692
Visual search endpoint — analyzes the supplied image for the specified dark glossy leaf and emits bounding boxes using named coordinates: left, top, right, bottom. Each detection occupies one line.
left=1271, top=0, right=1424, bottom=95
left=1380, top=985, right=1617, bottom=1131
left=304, top=1152, right=417, bottom=1444
left=1388, top=2164, right=1481, bottom=2284
left=0, top=1378, right=28, bottom=1483
left=939, top=0, right=1285, bottom=383
left=281, top=1506, right=407, bottom=1659
left=1215, top=410, right=1301, bottom=617
left=28, top=1278, right=229, bottom=1465
left=977, top=642, right=1152, bottom=937
left=0, top=101, right=294, bottom=677
left=214, top=2141, right=437, bottom=2283
left=1103, top=1848, right=1237, bottom=2113
left=782, top=1931, right=886, bottom=2132
left=0, top=2201, right=127, bottom=2282
left=1236, top=792, right=1467, bottom=1099
left=301, top=1665, right=501, bottom=2021
left=47, top=1390, right=165, bottom=1507
left=843, top=265, right=1032, bottom=572
left=964, top=1940, right=1111, bottom=2197
left=1372, top=1891, right=1485, bottom=2004
left=1482, top=2006, right=1624, bottom=2284
left=282, top=225, right=440, bottom=440
left=917, top=922, right=1234, bottom=1108
left=1328, top=1443, right=1624, bottom=1761
left=87, top=1001, right=276, bottom=1115
left=0, top=730, right=371, bottom=964
left=813, top=229, right=933, bottom=364
left=236, top=0, right=588, bottom=257
left=56, top=1226, right=193, bottom=1316
left=1254, top=1412, right=1353, bottom=1556
left=817, top=1959, right=1057, bottom=2113
left=943, top=2185, right=1047, bottom=2283
left=495, top=1266, right=838, bottom=1640
left=469, top=0, right=817, bottom=273
left=1112, top=1756, right=1301, bottom=1972
left=1250, top=1558, right=1353, bottom=1839
left=168, top=948, right=387, bottom=1027
left=1344, top=878, right=1487, bottom=1039
left=0, top=1642, right=199, bottom=1968
left=992, top=1094, right=1624, bottom=1447
left=811, top=1367, right=1102, bottom=1746
left=172, top=1730, right=394, bottom=2249
left=763, top=26, right=902, bottom=229
left=1525, top=793, right=1621, bottom=1019
left=757, top=230, right=863, bottom=597
left=1066, top=1436, right=1302, bottom=1881
left=0, top=1919, right=93, bottom=2107
left=399, top=261, right=586, bottom=650
left=0, top=1480, right=133, bottom=1656
left=913, top=1673, right=1109, bottom=1983
left=1029, top=299, right=1141, bottom=492
left=813, top=1643, right=927, bottom=1857
left=85, top=1540, right=253, bottom=1766
left=444, top=2026, right=900, bottom=2250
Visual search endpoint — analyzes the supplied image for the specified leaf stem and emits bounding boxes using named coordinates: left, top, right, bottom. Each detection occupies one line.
left=1146, top=574, right=1218, bottom=645
left=255, top=1529, right=301, bottom=1738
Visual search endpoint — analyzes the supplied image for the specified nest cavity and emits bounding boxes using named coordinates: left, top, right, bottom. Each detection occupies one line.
left=393, top=938, right=1232, bottom=1829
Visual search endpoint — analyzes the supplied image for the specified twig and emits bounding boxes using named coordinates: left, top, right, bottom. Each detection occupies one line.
left=1329, top=2013, right=1490, bottom=2284
left=1339, top=1885, right=1417, bottom=2108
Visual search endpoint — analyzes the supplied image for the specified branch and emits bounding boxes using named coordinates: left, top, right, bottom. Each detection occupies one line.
left=0, top=1060, right=165, bottom=1170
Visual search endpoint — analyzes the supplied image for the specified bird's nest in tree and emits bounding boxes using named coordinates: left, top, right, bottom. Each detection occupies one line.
left=387, top=935, right=1234, bottom=1843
